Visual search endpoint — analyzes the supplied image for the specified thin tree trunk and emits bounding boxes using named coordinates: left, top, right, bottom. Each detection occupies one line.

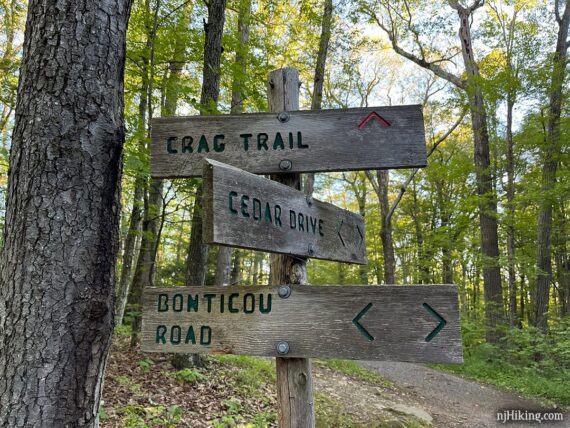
left=252, top=252, right=261, bottom=285
left=128, top=178, right=163, bottom=346
left=506, top=94, right=518, bottom=327
left=356, top=182, right=368, bottom=284
left=411, top=179, right=429, bottom=284
left=532, top=0, right=570, bottom=331
left=304, top=0, right=333, bottom=195
left=0, top=0, right=131, bottom=424
left=451, top=1, right=505, bottom=341
left=127, top=0, right=163, bottom=346
left=215, top=0, right=251, bottom=285
left=230, top=250, right=242, bottom=285
left=378, top=171, right=396, bottom=283
left=553, top=203, right=570, bottom=316
left=175, top=0, right=227, bottom=370
left=115, top=177, right=145, bottom=326
left=184, top=0, right=227, bottom=287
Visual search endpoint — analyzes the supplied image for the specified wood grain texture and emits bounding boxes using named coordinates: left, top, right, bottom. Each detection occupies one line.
left=202, top=159, right=367, bottom=264
left=151, top=105, right=426, bottom=178
left=141, top=284, right=463, bottom=363
left=267, top=67, right=314, bottom=428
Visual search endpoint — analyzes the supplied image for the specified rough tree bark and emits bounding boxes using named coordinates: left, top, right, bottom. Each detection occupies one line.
left=532, top=0, right=570, bottom=331
left=0, top=0, right=132, bottom=425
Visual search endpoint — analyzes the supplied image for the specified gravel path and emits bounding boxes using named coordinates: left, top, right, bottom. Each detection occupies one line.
left=359, top=361, right=567, bottom=427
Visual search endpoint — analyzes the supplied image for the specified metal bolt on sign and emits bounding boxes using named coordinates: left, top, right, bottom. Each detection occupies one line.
left=277, top=341, right=290, bottom=355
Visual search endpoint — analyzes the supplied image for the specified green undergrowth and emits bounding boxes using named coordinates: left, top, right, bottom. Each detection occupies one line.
left=106, top=326, right=420, bottom=426
left=432, top=319, right=570, bottom=406
left=211, top=355, right=276, bottom=393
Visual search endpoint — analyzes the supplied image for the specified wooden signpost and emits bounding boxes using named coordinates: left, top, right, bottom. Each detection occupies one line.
left=141, top=284, right=463, bottom=363
left=150, top=105, right=426, bottom=178
left=144, top=67, right=460, bottom=428
left=202, top=159, right=367, bottom=264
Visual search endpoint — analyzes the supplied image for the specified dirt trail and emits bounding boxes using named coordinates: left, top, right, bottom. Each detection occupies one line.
left=358, top=361, right=567, bottom=428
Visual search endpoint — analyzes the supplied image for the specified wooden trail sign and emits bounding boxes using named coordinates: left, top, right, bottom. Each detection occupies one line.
left=202, top=159, right=367, bottom=264
left=140, top=284, right=463, bottom=363
left=150, top=105, right=426, bottom=178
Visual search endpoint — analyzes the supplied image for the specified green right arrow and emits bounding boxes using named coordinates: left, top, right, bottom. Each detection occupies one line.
left=422, top=303, right=447, bottom=342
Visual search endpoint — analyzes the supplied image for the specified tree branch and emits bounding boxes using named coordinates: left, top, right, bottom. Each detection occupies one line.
left=366, top=2, right=467, bottom=89
left=387, top=108, right=468, bottom=222
left=555, top=0, right=562, bottom=24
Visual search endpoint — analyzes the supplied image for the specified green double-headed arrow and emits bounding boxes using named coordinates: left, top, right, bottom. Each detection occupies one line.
left=352, top=302, right=448, bottom=342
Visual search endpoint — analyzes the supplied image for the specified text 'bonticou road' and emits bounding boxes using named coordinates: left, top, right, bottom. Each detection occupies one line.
left=141, top=285, right=463, bottom=363
left=154, top=291, right=272, bottom=346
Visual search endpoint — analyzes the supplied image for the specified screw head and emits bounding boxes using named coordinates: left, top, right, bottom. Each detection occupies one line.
left=308, top=244, right=315, bottom=256
left=277, top=341, right=290, bottom=355
left=278, top=285, right=291, bottom=299
left=277, top=111, right=290, bottom=123
left=306, top=196, right=313, bottom=207
left=279, top=159, right=292, bottom=170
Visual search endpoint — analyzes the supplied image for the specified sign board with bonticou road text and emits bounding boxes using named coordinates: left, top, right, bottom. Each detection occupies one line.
left=140, top=284, right=463, bottom=363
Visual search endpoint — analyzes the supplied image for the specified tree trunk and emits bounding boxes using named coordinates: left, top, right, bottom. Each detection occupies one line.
left=230, top=250, right=242, bottom=285
left=532, top=0, right=569, bottom=331
left=506, top=93, right=518, bottom=327
left=176, top=0, right=226, bottom=369
left=411, top=179, right=429, bottom=284
left=125, top=0, right=162, bottom=345
left=230, top=0, right=251, bottom=113
left=435, top=177, right=454, bottom=284
left=184, top=0, right=227, bottom=286
left=128, top=178, right=163, bottom=346
left=355, top=181, right=368, bottom=284
left=304, top=0, right=333, bottom=197
left=554, top=206, right=570, bottom=316
left=215, top=0, right=251, bottom=285
left=453, top=3, right=504, bottom=342
left=0, top=0, right=131, bottom=424
left=115, top=177, right=144, bottom=326
left=377, top=170, right=396, bottom=284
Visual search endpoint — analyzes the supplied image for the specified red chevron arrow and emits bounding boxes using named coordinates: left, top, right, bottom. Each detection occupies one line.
left=357, top=111, right=391, bottom=129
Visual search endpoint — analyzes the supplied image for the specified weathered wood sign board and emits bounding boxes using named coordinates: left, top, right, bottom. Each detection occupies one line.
left=202, top=159, right=367, bottom=264
left=151, top=105, right=426, bottom=178
left=141, top=284, right=463, bottom=363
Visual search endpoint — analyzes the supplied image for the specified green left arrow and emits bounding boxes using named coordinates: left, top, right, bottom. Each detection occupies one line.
left=352, top=303, right=374, bottom=341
